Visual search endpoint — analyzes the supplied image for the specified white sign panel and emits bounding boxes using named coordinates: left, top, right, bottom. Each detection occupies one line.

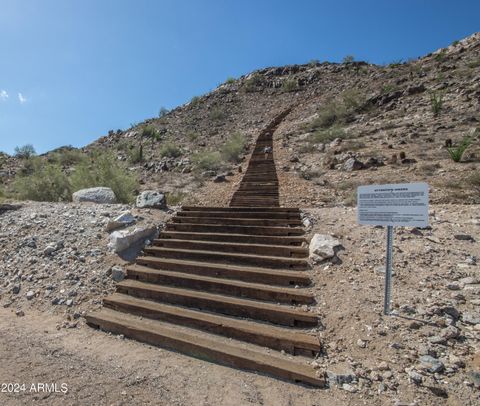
left=357, top=183, right=429, bottom=227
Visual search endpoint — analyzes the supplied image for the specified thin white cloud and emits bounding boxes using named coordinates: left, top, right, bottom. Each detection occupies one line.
left=0, top=90, right=8, bottom=101
left=18, top=92, right=27, bottom=104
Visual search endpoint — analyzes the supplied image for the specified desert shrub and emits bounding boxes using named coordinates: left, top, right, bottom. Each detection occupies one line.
left=282, top=79, right=298, bottom=92
left=388, top=59, right=403, bottom=68
left=186, top=131, right=198, bottom=142
left=166, top=191, right=186, bottom=206
left=434, top=49, right=447, bottom=62
left=128, top=144, right=143, bottom=163
left=310, top=126, right=348, bottom=144
left=467, top=59, right=480, bottom=69
left=159, top=142, right=182, bottom=158
left=244, top=73, right=263, bottom=92
left=221, top=133, right=246, bottom=162
left=311, top=99, right=347, bottom=129
left=210, top=108, right=226, bottom=121
left=190, top=96, right=200, bottom=105
left=14, top=144, right=36, bottom=159
left=381, top=83, right=398, bottom=94
left=225, top=77, right=236, bottom=84
left=50, top=148, right=86, bottom=166
left=308, top=59, right=320, bottom=67
left=342, top=89, right=366, bottom=111
left=70, top=153, right=137, bottom=203
left=192, top=151, right=222, bottom=171
left=158, top=107, right=169, bottom=118
left=12, top=159, right=71, bottom=202
left=141, top=125, right=157, bottom=139
left=308, top=89, right=365, bottom=131
left=447, top=136, right=472, bottom=162
left=343, top=55, right=355, bottom=63
left=430, top=92, right=444, bottom=115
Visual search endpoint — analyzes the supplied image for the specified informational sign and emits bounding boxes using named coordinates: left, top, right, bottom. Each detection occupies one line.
left=357, top=182, right=429, bottom=228
left=357, top=182, right=429, bottom=315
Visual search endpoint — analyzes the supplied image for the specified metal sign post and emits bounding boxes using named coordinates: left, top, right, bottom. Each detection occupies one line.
left=357, top=183, right=429, bottom=316
left=384, top=225, right=394, bottom=315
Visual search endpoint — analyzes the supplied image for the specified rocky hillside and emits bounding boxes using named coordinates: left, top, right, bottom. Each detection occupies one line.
left=1, top=32, right=479, bottom=207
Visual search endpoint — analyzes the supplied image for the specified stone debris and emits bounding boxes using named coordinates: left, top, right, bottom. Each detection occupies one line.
left=105, top=211, right=136, bottom=232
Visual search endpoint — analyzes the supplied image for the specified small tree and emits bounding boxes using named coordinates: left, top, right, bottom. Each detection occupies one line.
left=343, top=55, right=355, bottom=63
left=14, top=144, right=36, bottom=159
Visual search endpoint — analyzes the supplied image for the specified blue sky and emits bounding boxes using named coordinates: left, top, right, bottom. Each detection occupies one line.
left=0, top=0, right=479, bottom=155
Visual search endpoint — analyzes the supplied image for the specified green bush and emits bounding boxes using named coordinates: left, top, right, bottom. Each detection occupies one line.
left=190, top=96, right=200, bottom=105
left=210, top=108, right=226, bottom=121
left=447, top=137, right=472, bottom=162
left=70, top=153, right=137, bottom=203
left=244, top=73, right=263, bottom=92
left=434, top=49, right=447, bottom=62
left=343, top=55, right=355, bottom=63
left=430, top=92, right=444, bottom=115
left=282, top=79, right=298, bottom=92
left=128, top=144, right=144, bottom=163
left=14, top=144, right=36, bottom=159
left=225, top=77, right=236, bottom=84
left=159, top=142, right=182, bottom=158
left=221, top=133, right=246, bottom=162
left=12, top=159, right=71, bottom=202
left=310, top=126, right=348, bottom=144
left=192, top=151, right=222, bottom=171
left=166, top=191, right=186, bottom=205
left=311, top=100, right=347, bottom=129
left=158, top=107, right=169, bottom=118
left=141, top=125, right=157, bottom=139
left=50, top=148, right=86, bottom=166
left=342, top=89, right=366, bottom=111
left=187, top=131, right=198, bottom=142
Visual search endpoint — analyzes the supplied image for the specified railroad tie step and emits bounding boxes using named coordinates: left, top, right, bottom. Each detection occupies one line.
left=134, top=257, right=312, bottom=286
left=85, top=309, right=325, bottom=387
left=143, top=246, right=309, bottom=270
left=102, top=293, right=320, bottom=356
left=115, top=279, right=318, bottom=327
left=125, top=264, right=314, bottom=304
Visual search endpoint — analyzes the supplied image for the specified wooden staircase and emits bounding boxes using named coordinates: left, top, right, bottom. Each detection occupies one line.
left=85, top=110, right=325, bottom=387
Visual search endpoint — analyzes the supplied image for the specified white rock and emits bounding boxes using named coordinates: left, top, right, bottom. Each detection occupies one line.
left=108, top=226, right=158, bottom=253
left=72, top=187, right=117, bottom=204
left=309, top=234, right=342, bottom=263
left=136, top=191, right=166, bottom=209
left=111, top=266, right=126, bottom=282
left=105, top=211, right=136, bottom=232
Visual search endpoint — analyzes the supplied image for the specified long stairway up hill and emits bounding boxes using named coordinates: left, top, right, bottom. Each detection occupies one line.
left=85, top=110, right=324, bottom=387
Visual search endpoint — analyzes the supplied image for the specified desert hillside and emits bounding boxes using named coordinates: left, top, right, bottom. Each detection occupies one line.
left=1, top=33, right=480, bottom=206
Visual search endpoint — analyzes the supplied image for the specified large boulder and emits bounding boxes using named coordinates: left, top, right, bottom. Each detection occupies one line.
left=136, top=190, right=166, bottom=209
left=309, top=234, right=342, bottom=263
left=72, top=187, right=117, bottom=204
left=108, top=226, right=158, bottom=254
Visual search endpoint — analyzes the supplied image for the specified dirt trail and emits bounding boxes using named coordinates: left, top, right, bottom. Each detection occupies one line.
left=0, top=307, right=362, bottom=406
